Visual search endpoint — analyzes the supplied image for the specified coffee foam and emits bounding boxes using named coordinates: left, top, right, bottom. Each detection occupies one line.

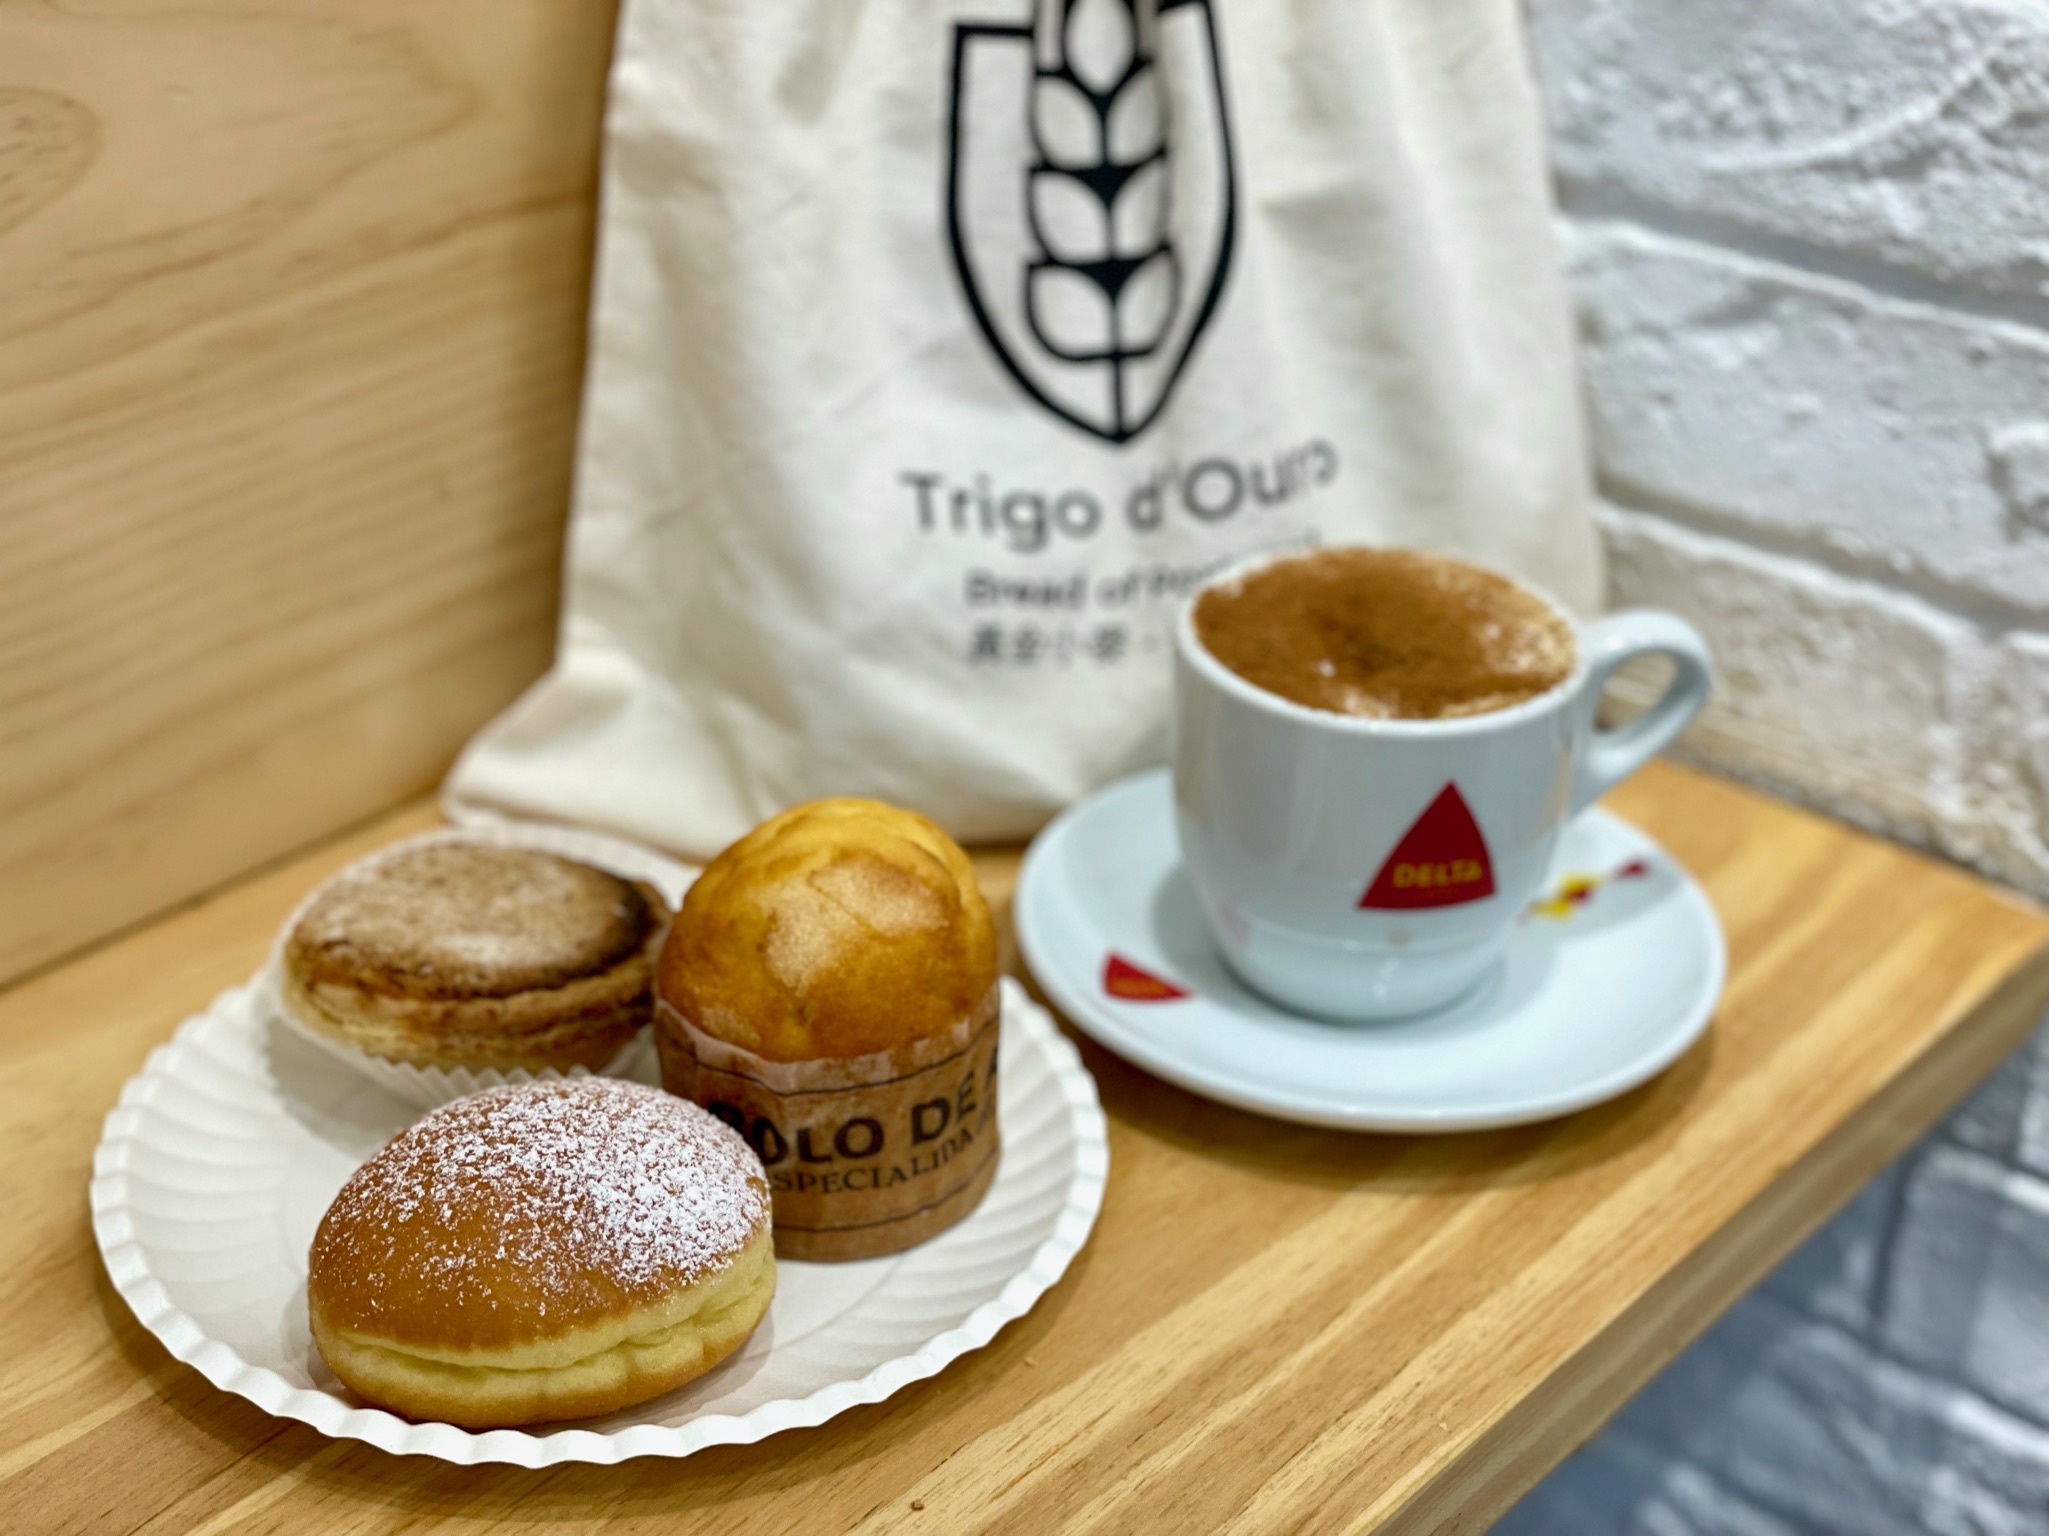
left=1193, top=548, right=1574, bottom=720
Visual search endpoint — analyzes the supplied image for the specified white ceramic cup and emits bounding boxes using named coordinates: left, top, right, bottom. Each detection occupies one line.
left=1172, top=549, right=1712, bottom=1020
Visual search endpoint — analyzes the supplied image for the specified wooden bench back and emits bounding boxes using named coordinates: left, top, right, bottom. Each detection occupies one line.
left=0, top=3, right=620, bottom=981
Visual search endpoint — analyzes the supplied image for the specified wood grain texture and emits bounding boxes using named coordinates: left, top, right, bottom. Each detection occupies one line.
left=0, top=0, right=619, bottom=982
left=3, top=761, right=2045, bottom=1533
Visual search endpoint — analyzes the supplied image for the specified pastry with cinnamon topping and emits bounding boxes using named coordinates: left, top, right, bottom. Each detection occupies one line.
left=279, top=842, right=668, bottom=1073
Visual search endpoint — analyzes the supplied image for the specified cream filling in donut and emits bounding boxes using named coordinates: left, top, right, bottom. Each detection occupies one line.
left=311, top=1229, right=775, bottom=1425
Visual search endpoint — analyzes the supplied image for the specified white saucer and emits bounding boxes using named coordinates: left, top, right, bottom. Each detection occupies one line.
left=1015, top=769, right=1724, bottom=1132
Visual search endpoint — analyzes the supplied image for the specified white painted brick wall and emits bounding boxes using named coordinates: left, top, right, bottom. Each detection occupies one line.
left=1529, top=0, right=2049, bottom=301
left=1944, top=1027, right=2049, bottom=1179
left=1882, top=1148, right=2049, bottom=1424
left=1508, top=1, right=2049, bottom=1530
left=1571, top=223, right=2049, bottom=624
left=1985, top=634, right=2049, bottom=888
left=1503, top=1292, right=2049, bottom=1536
left=1599, top=505, right=1988, bottom=858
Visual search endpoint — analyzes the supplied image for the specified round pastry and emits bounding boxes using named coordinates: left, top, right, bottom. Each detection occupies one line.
left=309, top=1078, right=774, bottom=1428
left=656, top=798, right=1002, bottom=1261
left=279, top=842, right=669, bottom=1073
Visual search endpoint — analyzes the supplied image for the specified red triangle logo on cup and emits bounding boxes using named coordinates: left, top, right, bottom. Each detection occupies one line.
left=1358, top=784, right=1498, bottom=910
left=1103, top=954, right=1190, bottom=1002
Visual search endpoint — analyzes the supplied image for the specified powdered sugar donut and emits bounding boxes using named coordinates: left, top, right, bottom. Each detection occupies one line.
left=308, top=1079, right=773, bottom=1427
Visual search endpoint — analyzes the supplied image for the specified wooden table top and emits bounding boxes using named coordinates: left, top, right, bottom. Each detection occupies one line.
left=5, top=762, right=2045, bottom=1534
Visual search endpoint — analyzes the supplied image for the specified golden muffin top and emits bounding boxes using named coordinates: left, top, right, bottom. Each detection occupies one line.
left=658, top=798, right=997, bottom=1062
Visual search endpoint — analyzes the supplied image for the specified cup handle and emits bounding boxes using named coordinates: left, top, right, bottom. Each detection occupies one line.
left=1571, top=610, right=1713, bottom=815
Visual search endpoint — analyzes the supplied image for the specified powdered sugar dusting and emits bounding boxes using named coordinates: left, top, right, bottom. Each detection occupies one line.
left=313, top=1080, right=769, bottom=1335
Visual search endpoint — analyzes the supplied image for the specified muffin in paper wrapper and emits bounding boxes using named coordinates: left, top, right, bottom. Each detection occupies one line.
left=656, top=984, right=1002, bottom=1260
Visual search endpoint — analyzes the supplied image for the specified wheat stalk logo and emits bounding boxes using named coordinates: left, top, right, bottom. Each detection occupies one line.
left=950, top=0, right=1236, bottom=445
left=1024, top=0, right=1177, bottom=422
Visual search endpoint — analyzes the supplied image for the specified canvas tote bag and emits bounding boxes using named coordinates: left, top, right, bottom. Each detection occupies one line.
left=447, top=0, right=1598, bottom=856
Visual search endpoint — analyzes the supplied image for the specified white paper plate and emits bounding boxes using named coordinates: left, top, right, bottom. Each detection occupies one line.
left=92, top=976, right=1107, bottom=1465
left=260, top=821, right=701, bottom=1110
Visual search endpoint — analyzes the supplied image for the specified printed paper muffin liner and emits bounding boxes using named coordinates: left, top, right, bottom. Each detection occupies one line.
left=656, top=985, right=1003, bottom=1260
left=260, top=821, right=696, bottom=1112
